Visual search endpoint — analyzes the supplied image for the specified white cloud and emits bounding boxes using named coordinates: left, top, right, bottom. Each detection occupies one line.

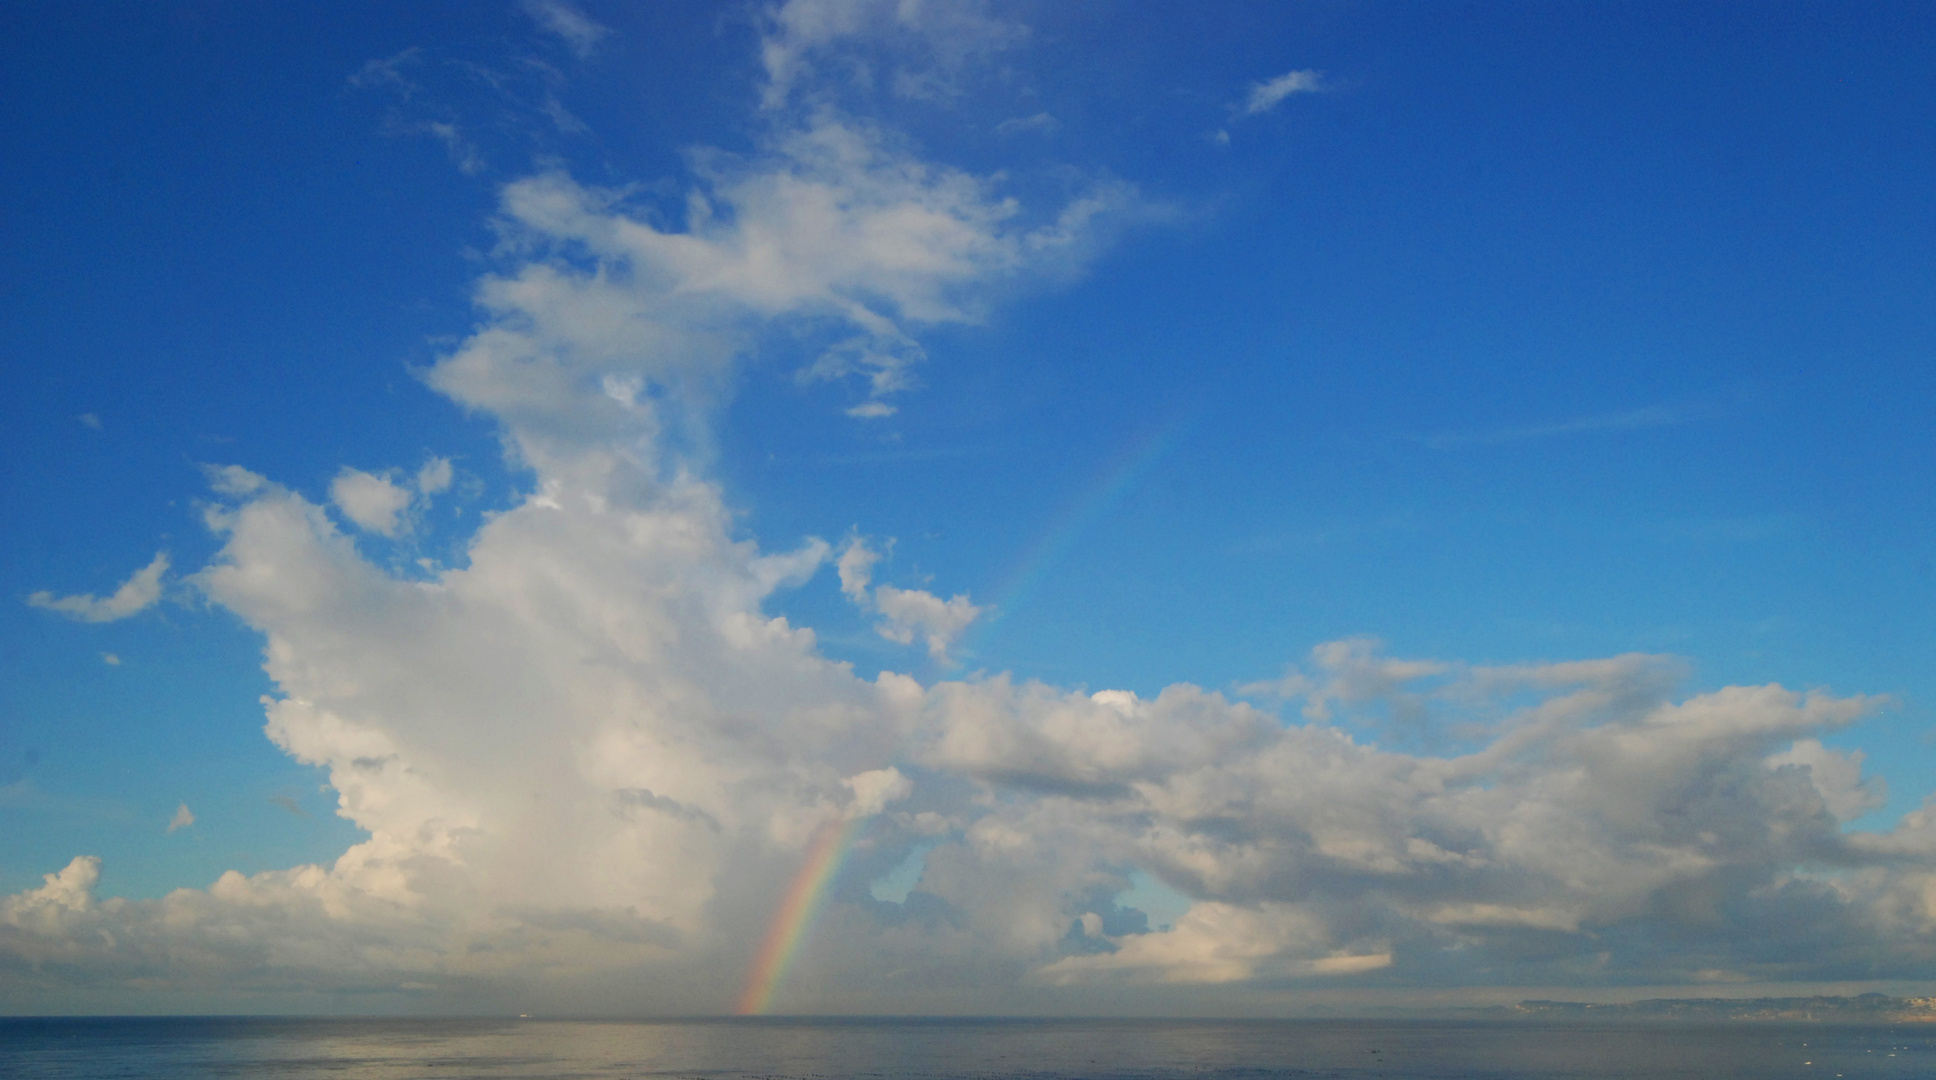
left=205, top=464, right=268, bottom=497
left=27, top=552, right=169, bottom=623
left=437, top=112, right=1137, bottom=431
left=7, top=857, right=99, bottom=920
left=166, top=804, right=195, bottom=834
left=837, top=538, right=982, bottom=660
left=330, top=468, right=412, bottom=537
left=415, top=456, right=454, bottom=495
left=843, top=766, right=912, bottom=817
left=78, top=413, right=102, bottom=430
left=837, top=536, right=882, bottom=601
left=872, top=585, right=982, bottom=660
left=6, top=591, right=1930, bottom=1007
left=523, top=0, right=610, bottom=59
left=101, top=652, right=120, bottom=666
left=1241, top=69, right=1323, bottom=116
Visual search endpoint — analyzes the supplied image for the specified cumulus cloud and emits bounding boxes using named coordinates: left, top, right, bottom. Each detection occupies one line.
left=27, top=552, right=168, bottom=623
left=908, top=661, right=1925, bottom=990
left=8, top=0, right=1936, bottom=1016
left=8, top=566, right=1934, bottom=1008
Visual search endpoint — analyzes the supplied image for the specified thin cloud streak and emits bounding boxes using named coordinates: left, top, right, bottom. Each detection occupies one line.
left=26, top=553, right=169, bottom=623
left=1240, top=69, right=1323, bottom=116
left=1421, top=402, right=1699, bottom=449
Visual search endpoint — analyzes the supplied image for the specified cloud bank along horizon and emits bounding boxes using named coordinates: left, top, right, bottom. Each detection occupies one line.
left=8, top=0, right=1936, bottom=1014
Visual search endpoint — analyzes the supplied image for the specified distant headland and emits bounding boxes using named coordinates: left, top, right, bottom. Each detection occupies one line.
left=1510, top=994, right=1936, bottom=1023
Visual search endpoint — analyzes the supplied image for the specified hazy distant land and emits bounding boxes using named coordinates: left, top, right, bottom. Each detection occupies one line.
left=1508, top=993, right=1936, bottom=1023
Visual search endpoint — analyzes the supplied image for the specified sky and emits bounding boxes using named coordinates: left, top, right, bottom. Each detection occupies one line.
left=4, top=0, right=1936, bottom=1016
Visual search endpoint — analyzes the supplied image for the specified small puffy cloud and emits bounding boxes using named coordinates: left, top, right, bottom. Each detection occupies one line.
left=166, top=804, right=195, bottom=834
left=843, top=766, right=912, bottom=817
left=27, top=553, right=169, bottom=623
left=1241, top=69, right=1323, bottom=116
left=837, top=536, right=882, bottom=601
left=415, top=456, right=454, bottom=495
left=101, top=653, right=120, bottom=666
left=330, top=468, right=412, bottom=537
left=204, top=464, right=268, bottom=497
left=873, top=585, right=981, bottom=660
left=837, top=538, right=982, bottom=660
left=78, top=413, right=102, bottom=430
left=523, top=0, right=609, bottom=59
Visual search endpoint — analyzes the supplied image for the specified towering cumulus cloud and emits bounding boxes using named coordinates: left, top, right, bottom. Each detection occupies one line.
left=9, top=1, right=1936, bottom=1013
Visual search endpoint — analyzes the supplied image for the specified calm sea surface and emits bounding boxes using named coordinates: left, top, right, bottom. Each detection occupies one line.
left=2, top=1017, right=1931, bottom=1079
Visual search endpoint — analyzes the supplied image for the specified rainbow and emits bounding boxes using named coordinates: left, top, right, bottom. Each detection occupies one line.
left=960, top=406, right=1204, bottom=657
left=735, top=815, right=864, bottom=1015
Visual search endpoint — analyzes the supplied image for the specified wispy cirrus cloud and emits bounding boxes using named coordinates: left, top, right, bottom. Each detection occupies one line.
left=1240, top=69, right=1323, bottom=116
left=1420, top=402, right=1701, bottom=449
left=522, top=0, right=609, bottom=59
left=996, top=112, right=1059, bottom=136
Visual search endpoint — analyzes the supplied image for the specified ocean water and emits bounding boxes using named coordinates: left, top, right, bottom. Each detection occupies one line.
left=2, top=1016, right=1932, bottom=1079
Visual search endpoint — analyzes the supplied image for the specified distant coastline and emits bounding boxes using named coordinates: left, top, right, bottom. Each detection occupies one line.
left=1508, top=993, right=1936, bottom=1024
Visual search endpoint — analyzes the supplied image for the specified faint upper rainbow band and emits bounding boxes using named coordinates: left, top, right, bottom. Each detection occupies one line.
left=958, top=403, right=1207, bottom=659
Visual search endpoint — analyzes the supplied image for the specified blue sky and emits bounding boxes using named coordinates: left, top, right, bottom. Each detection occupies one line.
left=4, top=1, right=1936, bottom=1015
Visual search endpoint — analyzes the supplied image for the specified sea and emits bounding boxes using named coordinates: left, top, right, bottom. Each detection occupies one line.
left=1, top=1016, right=1931, bottom=1079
